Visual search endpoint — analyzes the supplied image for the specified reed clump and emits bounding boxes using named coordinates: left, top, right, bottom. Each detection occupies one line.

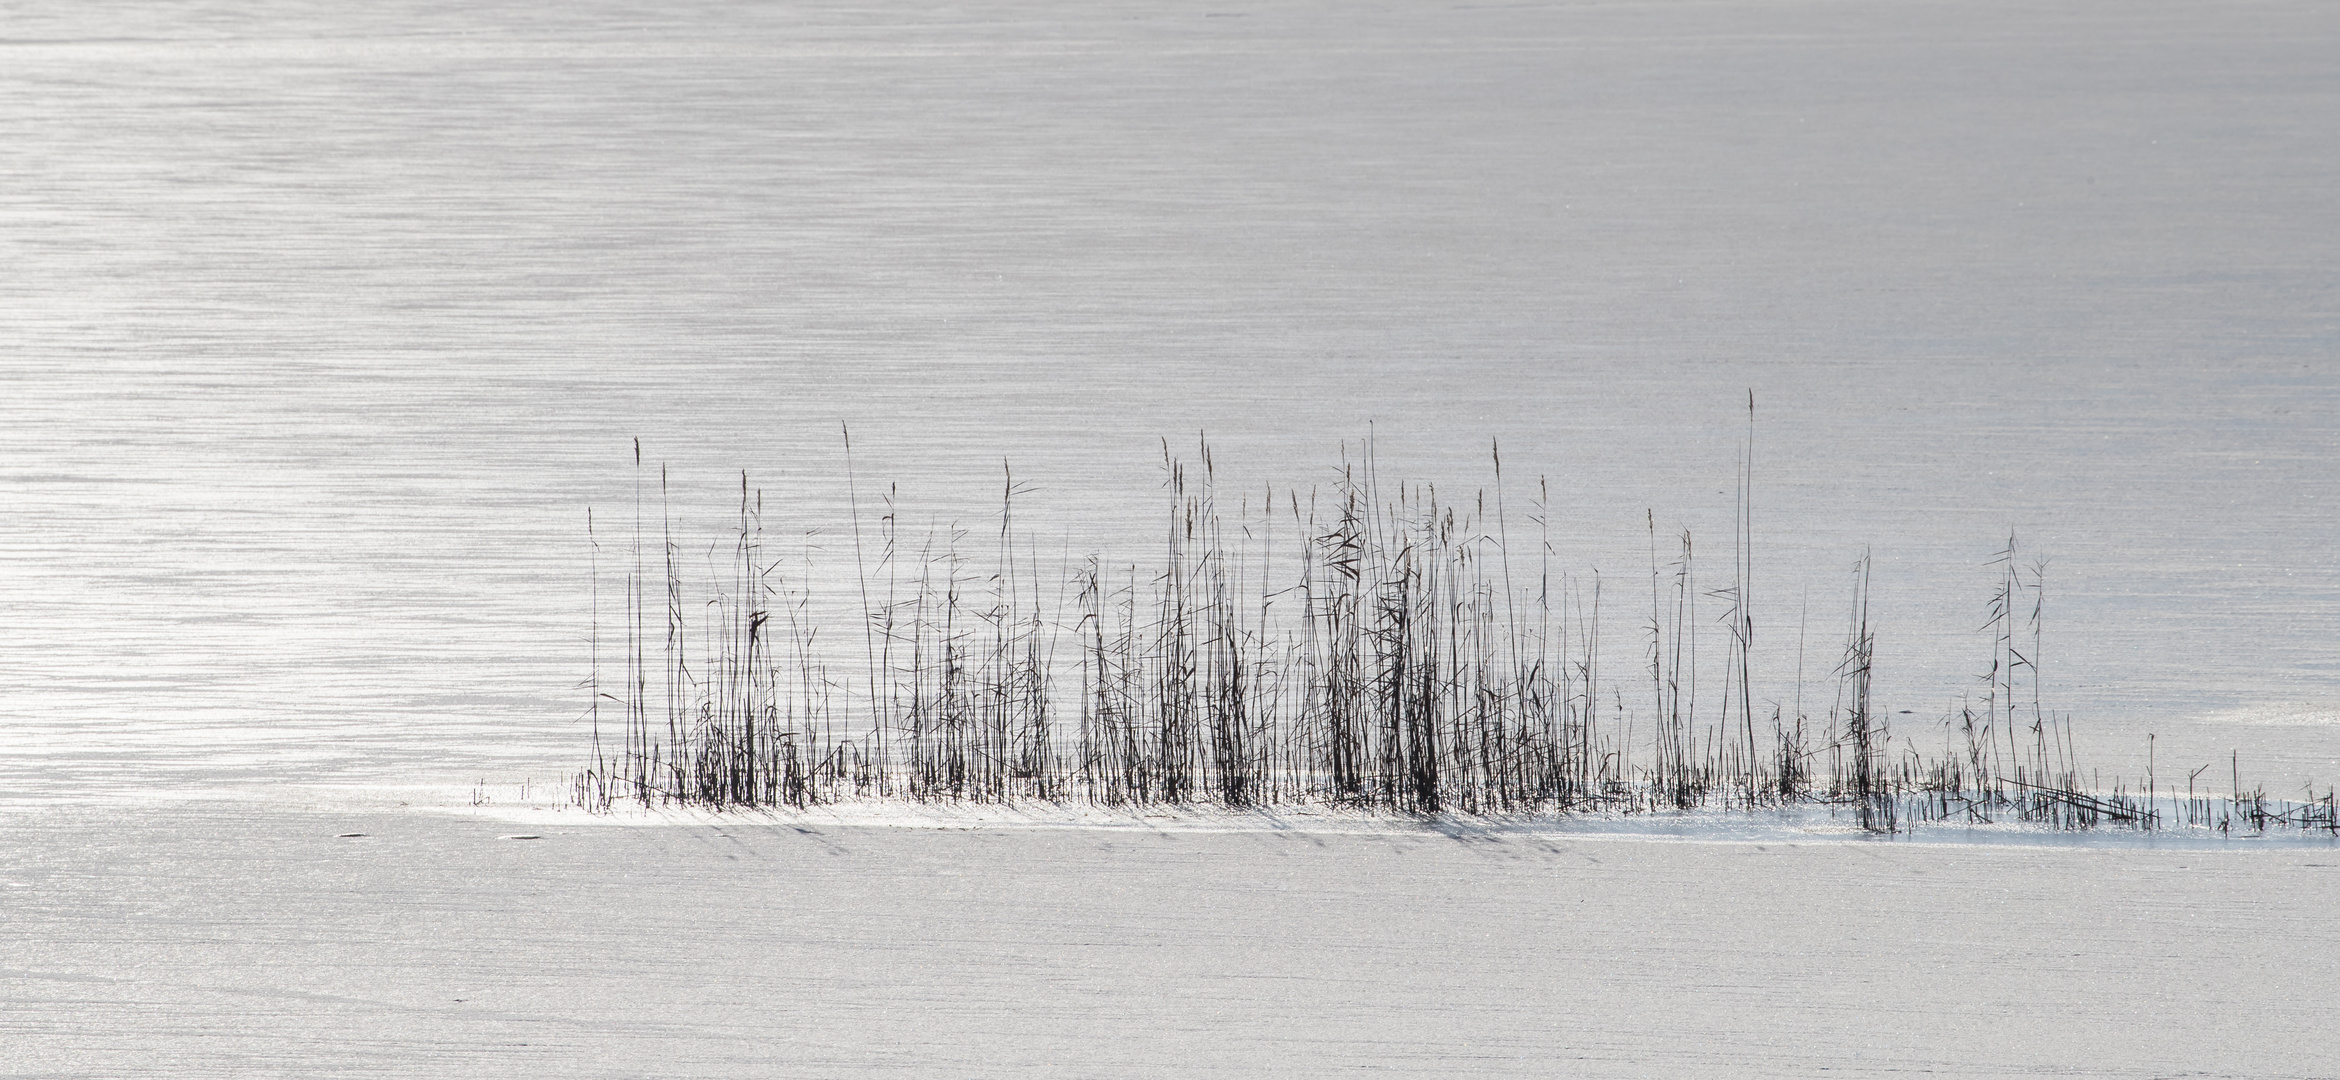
left=570, top=435, right=2337, bottom=837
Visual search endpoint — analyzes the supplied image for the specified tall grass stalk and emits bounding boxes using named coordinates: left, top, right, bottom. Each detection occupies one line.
left=575, top=438, right=2337, bottom=836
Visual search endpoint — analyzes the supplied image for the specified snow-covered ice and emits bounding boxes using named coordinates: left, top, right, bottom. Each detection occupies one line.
left=4, top=0, right=2337, bottom=1074
left=5, top=795, right=2336, bottom=1078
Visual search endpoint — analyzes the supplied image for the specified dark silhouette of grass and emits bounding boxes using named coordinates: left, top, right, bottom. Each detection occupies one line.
left=572, top=431, right=2337, bottom=837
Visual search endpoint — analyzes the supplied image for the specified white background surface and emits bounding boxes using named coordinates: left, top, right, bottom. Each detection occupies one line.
left=5, top=4, right=2339, bottom=1075
left=5, top=802, right=2336, bottom=1079
left=5, top=1, right=2337, bottom=797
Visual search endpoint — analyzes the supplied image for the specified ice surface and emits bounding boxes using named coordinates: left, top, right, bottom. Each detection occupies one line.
left=4, top=1, right=2336, bottom=804
left=3, top=3, right=2337, bottom=1070
left=4, top=798, right=2336, bottom=1078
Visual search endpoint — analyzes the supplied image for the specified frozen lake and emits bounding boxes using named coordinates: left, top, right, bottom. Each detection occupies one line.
left=5, top=799, right=2338, bottom=1079
left=4, top=6, right=2340, bottom=794
left=4, top=799, right=2340, bottom=1075
left=5, top=3, right=2338, bottom=1075
left=5, top=0, right=2335, bottom=803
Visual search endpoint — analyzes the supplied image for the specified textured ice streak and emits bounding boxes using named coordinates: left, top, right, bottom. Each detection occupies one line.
left=2204, top=702, right=2340, bottom=727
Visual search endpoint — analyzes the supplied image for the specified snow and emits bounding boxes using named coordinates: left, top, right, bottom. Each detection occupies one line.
left=4, top=0, right=2338, bottom=1073
left=5, top=796, right=2335, bottom=1078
